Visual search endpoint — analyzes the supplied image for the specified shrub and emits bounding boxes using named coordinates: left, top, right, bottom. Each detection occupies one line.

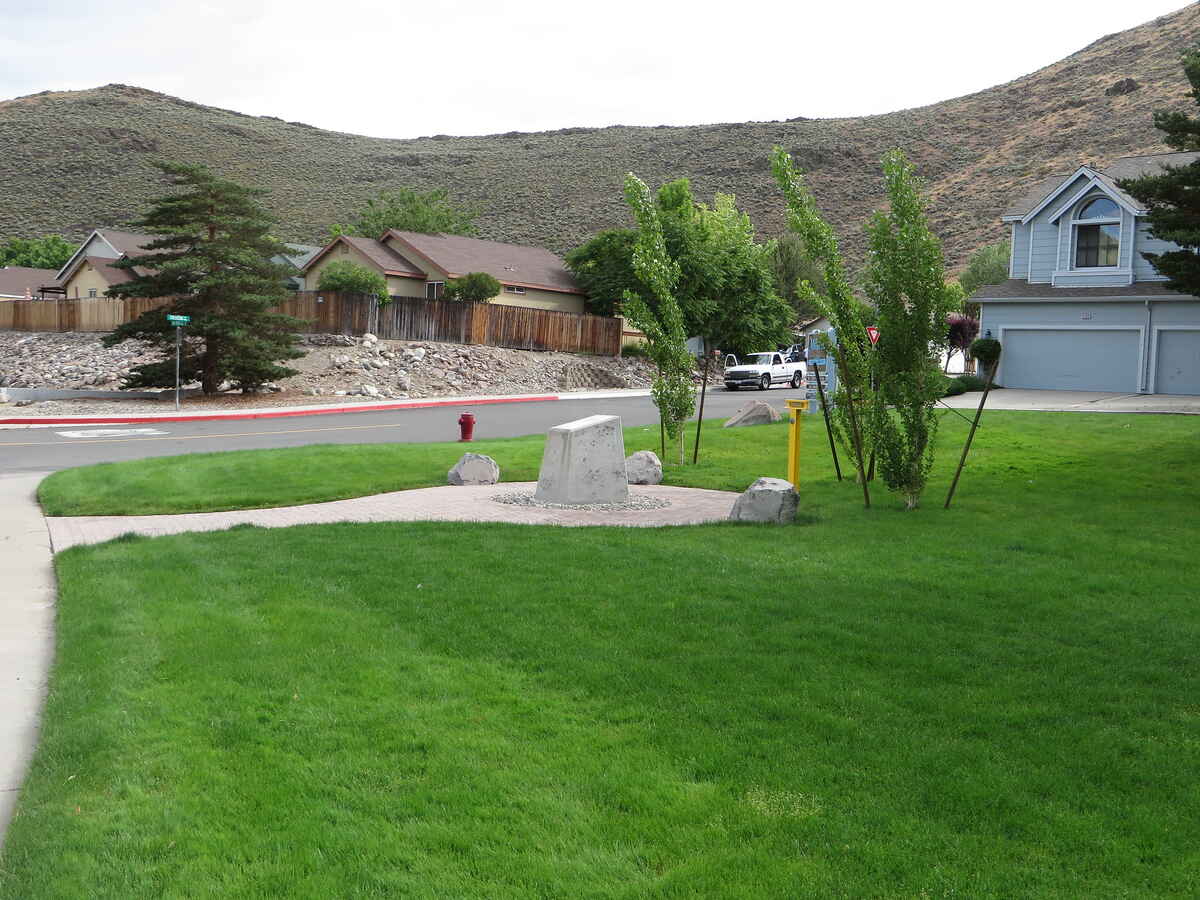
left=954, top=374, right=990, bottom=393
left=621, top=342, right=650, bottom=358
left=970, top=337, right=1002, bottom=371
left=317, top=260, right=389, bottom=304
left=444, top=272, right=501, bottom=303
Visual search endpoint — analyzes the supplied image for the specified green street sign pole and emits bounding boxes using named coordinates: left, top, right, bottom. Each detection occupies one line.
left=166, top=315, right=190, bottom=410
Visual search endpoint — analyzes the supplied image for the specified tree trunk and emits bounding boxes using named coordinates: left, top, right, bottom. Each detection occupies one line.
left=201, top=341, right=220, bottom=394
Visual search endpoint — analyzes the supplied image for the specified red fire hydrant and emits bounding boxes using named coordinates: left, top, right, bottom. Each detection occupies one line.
left=458, top=412, right=476, bottom=442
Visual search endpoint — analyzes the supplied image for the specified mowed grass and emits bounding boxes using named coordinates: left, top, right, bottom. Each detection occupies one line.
left=3, top=413, right=1199, bottom=896
left=37, top=418, right=790, bottom=516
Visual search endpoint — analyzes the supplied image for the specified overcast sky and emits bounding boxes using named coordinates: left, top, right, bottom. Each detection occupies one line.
left=0, top=0, right=1187, bottom=139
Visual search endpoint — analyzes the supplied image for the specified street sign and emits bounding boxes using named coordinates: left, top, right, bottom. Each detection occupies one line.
left=866, top=326, right=880, bottom=346
left=167, top=314, right=191, bottom=325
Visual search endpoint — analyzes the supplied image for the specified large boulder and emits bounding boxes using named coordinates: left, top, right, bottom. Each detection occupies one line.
left=448, top=452, right=500, bottom=485
left=534, top=414, right=629, bottom=504
left=625, top=450, right=663, bottom=485
left=729, top=477, right=798, bottom=524
left=723, top=400, right=782, bottom=428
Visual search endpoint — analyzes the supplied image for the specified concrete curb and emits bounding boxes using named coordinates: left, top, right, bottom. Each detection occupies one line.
left=0, top=389, right=654, bottom=428
left=0, top=472, right=55, bottom=848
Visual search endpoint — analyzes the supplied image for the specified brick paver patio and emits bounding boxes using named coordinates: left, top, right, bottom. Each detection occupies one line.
left=45, top=482, right=739, bottom=551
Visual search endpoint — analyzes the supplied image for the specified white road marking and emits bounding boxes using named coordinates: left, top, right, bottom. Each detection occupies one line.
left=55, top=428, right=169, bottom=438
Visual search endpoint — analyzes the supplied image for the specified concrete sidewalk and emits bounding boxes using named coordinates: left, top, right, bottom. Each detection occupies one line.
left=0, top=472, right=55, bottom=847
left=940, top=389, right=1200, bottom=414
left=46, top=482, right=740, bottom=551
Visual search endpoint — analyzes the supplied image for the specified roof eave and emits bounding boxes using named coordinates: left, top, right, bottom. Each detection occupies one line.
left=1019, top=166, right=1097, bottom=225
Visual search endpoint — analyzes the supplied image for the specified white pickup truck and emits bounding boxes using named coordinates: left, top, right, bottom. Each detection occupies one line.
left=723, top=352, right=805, bottom=391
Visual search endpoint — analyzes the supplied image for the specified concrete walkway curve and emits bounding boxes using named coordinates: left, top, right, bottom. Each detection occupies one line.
left=0, top=472, right=55, bottom=847
left=46, top=482, right=740, bottom=552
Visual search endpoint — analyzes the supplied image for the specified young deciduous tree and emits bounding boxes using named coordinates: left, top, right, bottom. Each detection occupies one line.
left=330, top=188, right=478, bottom=240
left=316, top=260, right=389, bottom=304
left=564, top=229, right=642, bottom=317
left=104, top=161, right=304, bottom=394
left=443, top=271, right=501, bottom=302
left=771, top=232, right=829, bottom=320
left=771, top=146, right=874, bottom=506
left=1117, top=46, right=1200, bottom=296
left=0, top=234, right=75, bottom=270
left=622, top=173, right=695, bottom=463
left=957, top=240, right=1011, bottom=298
left=862, top=150, right=957, bottom=509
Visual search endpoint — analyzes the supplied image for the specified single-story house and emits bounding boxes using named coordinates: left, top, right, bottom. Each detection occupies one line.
left=0, top=266, right=59, bottom=300
left=972, top=152, right=1200, bottom=395
left=50, top=229, right=324, bottom=298
left=301, top=230, right=586, bottom=314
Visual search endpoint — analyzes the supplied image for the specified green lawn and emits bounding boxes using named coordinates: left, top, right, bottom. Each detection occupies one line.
left=3, top=412, right=1199, bottom=896
left=37, top=419, right=789, bottom=516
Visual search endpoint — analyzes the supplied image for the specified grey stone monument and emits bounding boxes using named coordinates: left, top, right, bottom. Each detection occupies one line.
left=534, top=414, right=629, bottom=504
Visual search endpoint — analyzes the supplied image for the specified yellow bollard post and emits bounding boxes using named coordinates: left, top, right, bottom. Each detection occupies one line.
left=785, top=398, right=808, bottom=487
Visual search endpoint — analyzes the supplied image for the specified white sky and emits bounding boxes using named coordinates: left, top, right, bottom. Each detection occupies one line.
left=0, top=0, right=1187, bottom=139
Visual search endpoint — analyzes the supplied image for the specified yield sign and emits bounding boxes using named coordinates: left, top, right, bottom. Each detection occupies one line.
left=866, top=326, right=881, bottom=345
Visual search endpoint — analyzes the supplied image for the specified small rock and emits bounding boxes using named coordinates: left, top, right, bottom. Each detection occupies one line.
left=361, top=332, right=378, bottom=345
left=724, top=400, right=782, bottom=428
left=447, top=452, right=500, bottom=485
left=360, top=384, right=380, bottom=397
left=729, top=477, right=798, bottom=524
left=625, top=450, right=663, bottom=485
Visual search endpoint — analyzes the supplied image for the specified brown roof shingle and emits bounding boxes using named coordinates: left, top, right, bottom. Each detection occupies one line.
left=384, top=230, right=582, bottom=294
left=0, top=266, right=58, bottom=298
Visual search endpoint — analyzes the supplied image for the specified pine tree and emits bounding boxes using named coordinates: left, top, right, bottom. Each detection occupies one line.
left=1117, top=46, right=1200, bottom=297
left=104, top=162, right=304, bottom=393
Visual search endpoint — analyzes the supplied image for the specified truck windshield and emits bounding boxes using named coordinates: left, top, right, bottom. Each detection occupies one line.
left=743, top=354, right=775, bottom=366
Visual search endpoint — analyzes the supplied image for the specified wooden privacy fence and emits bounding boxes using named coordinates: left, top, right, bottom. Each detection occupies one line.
left=0, top=291, right=623, bottom=356
left=280, top=292, right=622, bottom=355
left=0, top=296, right=169, bottom=332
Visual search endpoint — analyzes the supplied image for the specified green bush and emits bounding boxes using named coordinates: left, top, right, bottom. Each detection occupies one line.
left=621, top=342, right=650, bottom=358
left=970, top=337, right=1002, bottom=370
left=942, top=375, right=966, bottom=397
left=317, top=260, right=389, bottom=304
left=444, top=271, right=501, bottom=303
left=954, top=374, right=989, bottom=393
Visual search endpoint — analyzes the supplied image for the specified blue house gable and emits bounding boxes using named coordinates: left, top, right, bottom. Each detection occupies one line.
left=972, top=152, right=1200, bottom=396
left=1002, top=153, right=1199, bottom=288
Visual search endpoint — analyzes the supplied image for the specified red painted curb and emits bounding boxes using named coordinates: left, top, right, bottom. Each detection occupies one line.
left=0, top=394, right=560, bottom=426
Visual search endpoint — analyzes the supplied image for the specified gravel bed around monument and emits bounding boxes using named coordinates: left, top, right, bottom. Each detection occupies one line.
left=491, top=489, right=671, bottom=512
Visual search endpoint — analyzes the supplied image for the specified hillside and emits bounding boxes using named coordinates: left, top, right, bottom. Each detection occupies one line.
left=1, top=5, right=1197, bottom=271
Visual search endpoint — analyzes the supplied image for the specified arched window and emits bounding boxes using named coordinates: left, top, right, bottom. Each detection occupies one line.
left=1073, top=195, right=1120, bottom=268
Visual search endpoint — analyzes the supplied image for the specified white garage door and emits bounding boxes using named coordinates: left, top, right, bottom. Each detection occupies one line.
left=1155, top=329, right=1200, bottom=395
left=1000, top=328, right=1139, bottom=392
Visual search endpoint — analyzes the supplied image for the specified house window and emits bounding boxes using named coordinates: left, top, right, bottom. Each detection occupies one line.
left=1073, top=196, right=1121, bottom=268
left=503, top=285, right=526, bottom=294
left=87, top=288, right=97, bottom=298
left=426, top=281, right=444, bottom=300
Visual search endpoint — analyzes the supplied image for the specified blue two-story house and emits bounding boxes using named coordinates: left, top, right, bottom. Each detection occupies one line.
left=973, top=152, right=1200, bottom=395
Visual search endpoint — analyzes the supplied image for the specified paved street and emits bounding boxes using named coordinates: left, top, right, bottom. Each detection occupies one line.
left=0, top=387, right=807, bottom=474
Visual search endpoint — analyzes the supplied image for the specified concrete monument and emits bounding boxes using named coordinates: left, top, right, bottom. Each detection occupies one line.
left=535, top=414, right=629, bottom=504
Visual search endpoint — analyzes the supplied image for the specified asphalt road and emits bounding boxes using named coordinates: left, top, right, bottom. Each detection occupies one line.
left=0, top=387, right=808, bottom=474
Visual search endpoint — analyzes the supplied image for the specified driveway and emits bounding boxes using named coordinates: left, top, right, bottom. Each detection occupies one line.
left=940, top=389, right=1200, bottom=414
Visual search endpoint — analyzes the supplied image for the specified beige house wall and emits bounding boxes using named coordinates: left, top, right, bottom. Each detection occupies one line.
left=489, top=287, right=584, bottom=314
left=386, top=275, right=426, bottom=298
left=62, top=263, right=114, bottom=299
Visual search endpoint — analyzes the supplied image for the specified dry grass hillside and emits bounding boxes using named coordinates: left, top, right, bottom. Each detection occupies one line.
left=1, top=4, right=1197, bottom=271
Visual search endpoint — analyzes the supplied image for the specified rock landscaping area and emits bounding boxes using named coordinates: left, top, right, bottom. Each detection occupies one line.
left=0, top=331, right=656, bottom=415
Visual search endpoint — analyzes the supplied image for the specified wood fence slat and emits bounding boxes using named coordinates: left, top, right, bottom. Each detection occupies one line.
left=0, top=291, right=622, bottom=355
